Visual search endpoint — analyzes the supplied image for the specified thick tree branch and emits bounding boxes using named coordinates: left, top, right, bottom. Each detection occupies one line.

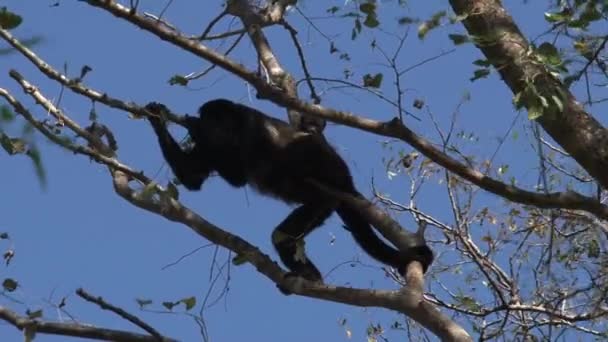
left=226, top=0, right=325, bottom=132
left=449, top=0, right=608, bottom=189
left=111, top=169, right=471, bottom=341
left=0, top=305, right=175, bottom=342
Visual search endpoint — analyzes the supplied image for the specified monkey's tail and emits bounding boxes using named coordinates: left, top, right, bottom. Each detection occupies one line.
left=335, top=205, right=402, bottom=269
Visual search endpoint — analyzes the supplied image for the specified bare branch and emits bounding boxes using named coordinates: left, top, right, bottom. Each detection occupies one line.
left=0, top=87, right=149, bottom=184
left=0, top=305, right=175, bottom=342
left=76, top=288, right=166, bottom=340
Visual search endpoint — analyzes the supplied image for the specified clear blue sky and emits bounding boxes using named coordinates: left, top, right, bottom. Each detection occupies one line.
left=0, top=1, right=585, bottom=341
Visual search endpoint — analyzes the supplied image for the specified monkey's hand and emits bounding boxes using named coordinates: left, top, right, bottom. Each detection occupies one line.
left=398, top=245, right=434, bottom=276
left=143, top=102, right=170, bottom=129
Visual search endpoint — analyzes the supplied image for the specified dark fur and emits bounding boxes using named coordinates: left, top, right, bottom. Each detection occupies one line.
left=146, top=99, right=433, bottom=290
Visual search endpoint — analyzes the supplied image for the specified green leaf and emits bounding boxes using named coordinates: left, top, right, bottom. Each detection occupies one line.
left=551, top=94, right=564, bottom=113
left=0, top=8, right=22, bottom=30
left=472, top=59, right=491, bottom=67
left=536, top=42, right=562, bottom=66
left=27, top=147, right=47, bottom=187
left=469, top=68, right=490, bottom=82
left=168, top=75, right=188, bottom=86
left=528, top=105, right=543, bottom=120
left=162, top=301, right=177, bottom=311
left=498, top=164, right=509, bottom=175
left=180, top=296, right=196, bottom=311
left=417, top=11, right=446, bottom=39
left=0, top=134, right=27, bottom=155
left=232, top=254, right=248, bottom=265
left=448, top=34, right=469, bottom=45
left=2, top=278, right=18, bottom=292
left=363, top=15, right=380, bottom=28
left=135, top=298, right=153, bottom=308
left=326, top=6, right=339, bottom=14
left=362, top=73, right=383, bottom=88
left=580, top=3, right=602, bottom=23
left=397, top=16, right=415, bottom=25
left=513, top=91, right=524, bottom=109
left=0, top=106, right=14, bottom=122
left=359, top=3, right=376, bottom=15
left=26, top=309, right=43, bottom=319
left=544, top=11, right=571, bottom=23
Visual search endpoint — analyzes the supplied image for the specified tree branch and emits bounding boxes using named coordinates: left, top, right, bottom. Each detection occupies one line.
left=449, top=0, right=608, bottom=189
left=0, top=305, right=175, bottom=342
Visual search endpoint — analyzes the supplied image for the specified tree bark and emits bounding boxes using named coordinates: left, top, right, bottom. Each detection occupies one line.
left=449, top=0, right=608, bottom=188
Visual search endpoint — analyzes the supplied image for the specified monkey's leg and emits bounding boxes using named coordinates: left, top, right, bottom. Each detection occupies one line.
left=272, top=204, right=333, bottom=283
left=338, top=205, right=434, bottom=274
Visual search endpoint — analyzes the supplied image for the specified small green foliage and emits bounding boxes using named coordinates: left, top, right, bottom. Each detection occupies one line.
left=0, top=106, right=15, bottom=123
left=544, top=10, right=572, bottom=23
left=364, top=15, right=379, bottom=28
left=26, top=309, right=43, bottom=319
left=135, top=298, right=153, bottom=309
left=0, top=8, right=22, bottom=30
left=498, top=165, right=509, bottom=175
left=0, top=133, right=26, bottom=155
left=397, top=16, right=416, bottom=25
left=456, top=295, right=481, bottom=311
left=472, top=59, right=492, bottom=67
left=180, top=296, right=196, bottom=311
left=513, top=79, right=566, bottom=120
left=450, top=13, right=469, bottom=23
left=168, top=75, right=189, bottom=86
left=362, top=73, right=383, bottom=88
left=536, top=42, right=562, bottom=66
left=326, top=6, right=339, bottom=14
left=527, top=105, right=544, bottom=120
left=359, top=2, right=375, bottom=15
left=232, top=254, right=248, bottom=265
left=546, top=2, right=602, bottom=29
left=470, top=68, right=490, bottom=82
left=27, top=147, right=46, bottom=187
left=2, top=278, right=18, bottom=292
left=359, top=2, right=379, bottom=28
left=448, top=34, right=469, bottom=45
left=417, top=11, right=446, bottom=39
left=162, top=301, right=176, bottom=311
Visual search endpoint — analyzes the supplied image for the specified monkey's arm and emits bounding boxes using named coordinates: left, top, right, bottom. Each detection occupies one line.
left=145, top=103, right=209, bottom=190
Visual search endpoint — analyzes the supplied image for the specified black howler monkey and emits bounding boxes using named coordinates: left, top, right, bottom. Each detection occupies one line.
left=145, top=99, right=433, bottom=291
